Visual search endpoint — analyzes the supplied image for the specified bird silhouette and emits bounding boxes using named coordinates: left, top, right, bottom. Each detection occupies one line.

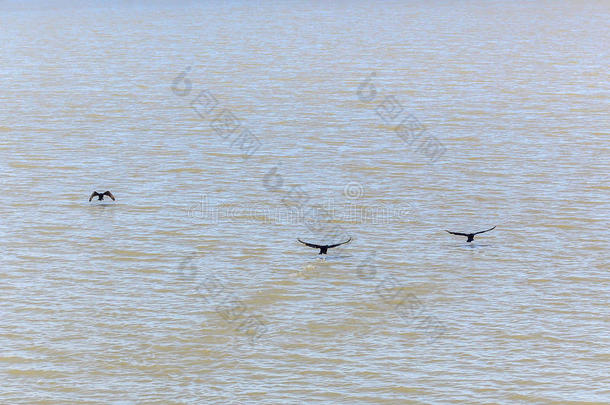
left=89, top=191, right=115, bottom=202
left=297, top=238, right=351, bottom=254
left=445, top=226, right=495, bottom=242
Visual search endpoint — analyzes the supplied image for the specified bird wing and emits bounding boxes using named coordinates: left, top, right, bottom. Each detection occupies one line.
left=103, top=191, right=115, bottom=201
left=89, top=191, right=98, bottom=202
left=446, top=230, right=469, bottom=237
left=474, top=226, right=496, bottom=235
left=326, top=238, right=352, bottom=249
left=297, top=239, right=323, bottom=249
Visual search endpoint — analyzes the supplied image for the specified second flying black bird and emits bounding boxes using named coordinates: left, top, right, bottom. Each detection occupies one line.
left=297, top=238, right=351, bottom=254
left=89, top=191, right=115, bottom=202
left=445, top=226, right=496, bottom=242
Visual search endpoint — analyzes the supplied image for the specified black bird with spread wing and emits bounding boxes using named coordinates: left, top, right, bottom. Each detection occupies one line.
left=445, top=226, right=495, bottom=242
left=89, top=190, right=115, bottom=202
left=297, top=238, right=351, bottom=254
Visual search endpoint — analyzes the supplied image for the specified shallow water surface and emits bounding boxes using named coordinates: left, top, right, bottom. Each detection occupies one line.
left=1, top=1, right=609, bottom=403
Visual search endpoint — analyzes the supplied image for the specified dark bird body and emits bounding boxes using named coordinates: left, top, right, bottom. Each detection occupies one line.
left=445, top=226, right=496, bottom=242
left=89, top=191, right=115, bottom=202
left=297, top=238, right=351, bottom=254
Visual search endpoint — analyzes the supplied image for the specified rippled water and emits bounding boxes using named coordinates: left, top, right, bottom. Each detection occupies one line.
left=1, top=1, right=609, bottom=403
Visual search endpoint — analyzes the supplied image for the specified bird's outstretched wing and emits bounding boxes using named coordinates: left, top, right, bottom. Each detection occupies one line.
left=89, top=191, right=99, bottom=202
left=297, top=239, right=323, bottom=249
left=326, top=238, right=352, bottom=249
left=446, top=230, right=469, bottom=237
left=473, top=226, right=495, bottom=235
left=103, top=191, right=115, bottom=201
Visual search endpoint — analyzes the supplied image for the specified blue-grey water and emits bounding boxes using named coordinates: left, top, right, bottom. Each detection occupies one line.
left=1, top=1, right=609, bottom=403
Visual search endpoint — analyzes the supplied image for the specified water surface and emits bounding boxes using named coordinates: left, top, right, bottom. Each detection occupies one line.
left=1, top=1, right=609, bottom=403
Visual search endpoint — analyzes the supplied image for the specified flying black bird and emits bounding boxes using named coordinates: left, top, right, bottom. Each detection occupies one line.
left=297, top=238, right=351, bottom=255
left=445, top=226, right=495, bottom=242
left=89, top=191, right=115, bottom=202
